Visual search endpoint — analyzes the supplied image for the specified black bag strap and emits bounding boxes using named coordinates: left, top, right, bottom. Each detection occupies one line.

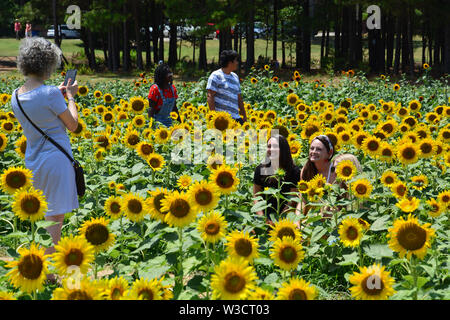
left=14, top=89, right=75, bottom=165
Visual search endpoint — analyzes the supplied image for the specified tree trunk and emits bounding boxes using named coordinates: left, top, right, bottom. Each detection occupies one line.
left=145, top=3, right=152, bottom=68
left=281, top=22, right=286, bottom=68
left=168, top=23, right=177, bottom=68
left=122, top=2, right=130, bottom=72
left=393, top=17, right=401, bottom=74
left=273, top=0, right=278, bottom=62
left=407, top=6, right=414, bottom=76
left=386, top=14, right=394, bottom=71
left=52, top=0, right=61, bottom=48
left=88, top=29, right=97, bottom=71
left=302, top=0, right=311, bottom=72
left=132, top=0, right=143, bottom=70
left=246, top=2, right=255, bottom=72
left=199, top=35, right=207, bottom=70
left=151, top=1, right=159, bottom=63
left=445, top=21, right=450, bottom=73
left=159, top=22, right=164, bottom=63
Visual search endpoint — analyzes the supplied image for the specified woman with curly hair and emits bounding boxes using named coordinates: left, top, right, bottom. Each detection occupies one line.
left=11, top=38, right=80, bottom=281
left=147, top=63, right=180, bottom=127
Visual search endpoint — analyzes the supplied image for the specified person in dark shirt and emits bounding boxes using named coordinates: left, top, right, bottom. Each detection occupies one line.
left=253, top=133, right=300, bottom=223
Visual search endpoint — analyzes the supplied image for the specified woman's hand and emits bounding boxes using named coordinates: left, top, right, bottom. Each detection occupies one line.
left=58, top=79, right=78, bottom=98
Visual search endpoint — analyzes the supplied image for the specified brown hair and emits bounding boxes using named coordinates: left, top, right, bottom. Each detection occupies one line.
left=301, top=135, right=334, bottom=181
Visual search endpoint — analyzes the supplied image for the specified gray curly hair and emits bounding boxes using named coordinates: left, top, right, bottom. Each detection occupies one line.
left=17, top=37, right=62, bottom=78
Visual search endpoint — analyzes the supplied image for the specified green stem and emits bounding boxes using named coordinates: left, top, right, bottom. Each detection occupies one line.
left=204, top=241, right=211, bottom=300
left=410, top=255, right=418, bottom=300
left=176, top=227, right=184, bottom=297
left=94, top=255, right=98, bottom=280
left=31, top=221, right=35, bottom=243
left=358, top=245, right=363, bottom=268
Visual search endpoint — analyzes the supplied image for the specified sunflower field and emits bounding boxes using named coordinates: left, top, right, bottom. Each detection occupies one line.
left=0, top=66, right=449, bottom=301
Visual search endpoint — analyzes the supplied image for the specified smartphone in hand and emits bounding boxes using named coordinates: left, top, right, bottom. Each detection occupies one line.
left=62, top=69, right=77, bottom=96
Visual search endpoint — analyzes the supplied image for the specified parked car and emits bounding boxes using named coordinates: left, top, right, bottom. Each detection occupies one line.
left=47, top=24, right=80, bottom=39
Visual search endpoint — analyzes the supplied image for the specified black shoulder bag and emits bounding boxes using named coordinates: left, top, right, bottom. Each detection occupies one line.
left=14, top=90, right=86, bottom=197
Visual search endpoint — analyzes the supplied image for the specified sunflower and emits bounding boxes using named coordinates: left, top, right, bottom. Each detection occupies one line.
left=423, top=63, right=430, bottom=69
left=397, top=142, right=420, bottom=165
left=197, top=211, right=228, bottom=244
left=378, top=142, right=395, bottom=163
left=335, top=160, right=357, bottom=181
left=103, top=93, right=115, bottom=104
left=147, top=153, right=165, bottom=171
left=52, top=234, right=95, bottom=275
left=79, top=217, right=116, bottom=253
left=132, top=114, right=146, bottom=128
left=349, top=264, right=396, bottom=300
left=425, top=198, right=443, bottom=218
left=154, top=127, right=171, bottom=144
left=94, top=132, right=111, bottom=150
left=121, top=193, right=148, bottom=222
left=93, top=90, right=102, bottom=99
left=300, top=120, right=321, bottom=140
left=286, top=93, right=299, bottom=106
left=417, top=138, right=435, bottom=158
left=102, top=111, right=114, bottom=124
left=129, top=96, right=147, bottom=114
left=187, top=180, right=220, bottom=212
left=277, top=277, right=317, bottom=300
left=209, top=165, right=239, bottom=195
left=289, top=140, right=302, bottom=158
left=391, top=181, right=408, bottom=198
left=0, top=132, right=7, bottom=152
left=52, top=278, right=103, bottom=300
left=6, top=243, right=49, bottom=293
left=380, top=170, right=398, bottom=187
left=437, top=190, right=450, bottom=210
left=160, top=191, right=198, bottom=228
left=388, top=214, right=435, bottom=260
left=297, top=180, right=309, bottom=194
left=338, top=217, right=364, bottom=248
left=351, top=178, right=373, bottom=199
left=146, top=188, right=169, bottom=222
left=408, top=100, right=421, bottom=113
left=210, top=111, right=234, bottom=132
left=12, top=186, right=47, bottom=222
left=270, top=236, right=304, bottom=271
left=1, top=120, right=15, bottom=133
left=1, top=166, right=33, bottom=195
left=310, top=173, right=327, bottom=189
left=225, top=230, right=259, bottom=263
left=393, top=83, right=400, bottom=91
left=102, top=276, right=130, bottom=300
left=123, top=129, right=140, bottom=149
left=395, top=197, right=420, bottom=213
left=135, top=141, right=154, bottom=160
left=269, top=218, right=302, bottom=243
left=211, top=257, right=258, bottom=300
left=104, top=196, right=123, bottom=219
left=248, top=287, right=275, bottom=300
left=250, top=77, right=258, bottom=84
left=77, top=85, right=89, bottom=97
left=353, top=131, right=368, bottom=149
left=411, top=175, right=428, bottom=191
left=361, top=135, right=381, bottom=158
left=128, top=277, right=163, bottom=300
left=174, top=174, right=191, bottom=190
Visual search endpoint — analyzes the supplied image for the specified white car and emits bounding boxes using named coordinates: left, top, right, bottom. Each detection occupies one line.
left=47, top=24, right=80, bottom=39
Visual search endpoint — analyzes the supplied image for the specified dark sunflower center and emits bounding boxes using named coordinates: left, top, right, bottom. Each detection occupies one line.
left=138, top=289, right=154, bottom=300
left=159, top=130, right=168, bottom=140
left=85, top=224, right=109, bottom=246
left=280, top=246, right=297, bottom=263
left=6, top=171, right=26, bottom=189
left=127, top=199, right=143, bottom=214
left=79, top=87, right=87, bottom=94
left=234, top=238, right=253, bottom=257
left=153, top=193, right=166, bottom=214
left=305, top=126, right=319, bottom=138
left=20, top=195, right=40, bottom=214
left=132, top=101, right=144, bottom=111
left=397, top=222, right=427, bottom=251
left=355, top=184, right=367, bottom=195
left=97, top=136, right=109, bottom=148
left=214, top=117, right=229, bottom=131
left=74, top=123, right=83, bottom=134
left=216, top=172, right=234, bottom=189
left=396, top=185, right=406, bottom=197
left=367, top=140, right=379, bottom=151
left=342, top=166, right=353, bottom=177
left=64, top=248, right=84, bottom=266
left=104, top=113, right=113, bottom=121
left=346, top=226, right=359, bottom=240
left=420, top=143, right=432, bottom=154
left=356, top=135, right=366, bottom=146
left=205, top=221, right=220, bottom=235
left=18, top=254, right=43, bottom=280
left=361, top=275, right=385, bottom=296
left=111, top=288, right=123, bottom=300
left=289, top=288, right=307, bottom=300
left=402, top=147, right=416, bottom=160
left=277, top=227, right=296, bottom=240
left=224, top=272, right=246, bottom=293
left=3, top=122, right=13, bottom=131
left=110, top=202, right=121, bottom=214
left=196, top=189, right=213, bottom=206
left=67, top=290, right=93, bottom=300
left=384, top=176, right=394, bottom=185
left=170, top=199, right=190, bottom=218
left=20, top=141, right=27, bottom=154
left=149, top=157, right=161, bottom=168
left=382, top=148, right=393, bottom=157
left=127, top=135, right=139, bottom=146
